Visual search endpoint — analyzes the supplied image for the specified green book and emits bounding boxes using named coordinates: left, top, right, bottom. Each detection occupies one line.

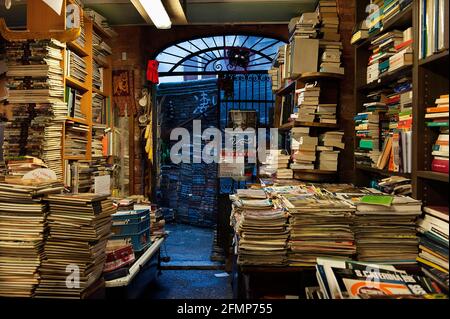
left=359, top=195, right=394, bottom=207
left=359, top=139, right=374, bottom=150
left=427, top=122, right=449, bottom=127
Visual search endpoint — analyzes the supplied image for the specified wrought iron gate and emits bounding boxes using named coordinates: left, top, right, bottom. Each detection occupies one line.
left=218, top=72, right=275, bottom=194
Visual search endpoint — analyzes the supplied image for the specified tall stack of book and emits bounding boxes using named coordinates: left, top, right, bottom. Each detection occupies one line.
left=417, top=206, right=449, bottom=292
left=230, top=190, right=289, bottom=266
left=294, top=81, right=320, bottom=122
left=64, top=121, right=89, bottom=157
left=352, top=194, right=422, bottom=264
left=280, top=187, right=356, bottom=266
left=291, top=136, right=318, bottom=170
left=66, top=50, right=87, bottom=83
left=35, top=194, right=114, bottom=299
left=92, top=31, right=112, bottom=66
left=315, top=1, right=344, bottom=74
left=0, top=182, right=64, bottom=297
left=318, top=131, right=344, bottom=171
left=419, top=0, right=449, bottom=59
left=367, top=30, right=404, bottom=83
left=354, top=112, right=381, bottom=167
left=4, top=39, right=67, bottom=180
left=426, top=94, right=449, bottom=174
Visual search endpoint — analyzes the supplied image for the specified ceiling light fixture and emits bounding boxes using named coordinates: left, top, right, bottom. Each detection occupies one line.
left=131, top=0, right=172, bottom=29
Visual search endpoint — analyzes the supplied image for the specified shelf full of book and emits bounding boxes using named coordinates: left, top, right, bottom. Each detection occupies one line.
left=61, top=4, right=116, bottom=193
left=352, top=0, right=449, bottom=203
left=267, top=0, right=346, bottom=181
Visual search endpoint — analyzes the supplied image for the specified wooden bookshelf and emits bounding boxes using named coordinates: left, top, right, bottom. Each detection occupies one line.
left=61, top=4, right=115, bottom=185
left=354, top=0, right=449, bottom=207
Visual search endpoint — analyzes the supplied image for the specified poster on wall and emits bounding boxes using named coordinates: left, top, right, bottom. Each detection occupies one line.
left=113, top=70, right=136, bottom=116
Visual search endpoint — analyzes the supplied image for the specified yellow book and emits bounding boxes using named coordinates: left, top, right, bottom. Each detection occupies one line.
left=417, top=257, right=449, bottom=274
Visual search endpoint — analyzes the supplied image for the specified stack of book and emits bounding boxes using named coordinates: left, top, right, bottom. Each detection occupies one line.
left=294, top=81, right=320, bottom=122
left=389, top=27, right=413, bottom=72
left=417, top=206, right=449, bottom=292
left=66, top=49, right=87, bottom=83
left=259, top=150, right=292, bottom=179
left=72, top=161, right=94, bottom=193
left=288, top=12, right=320, bottom=40
left=366, top=0, right=384, bottom=35
left=291, top=136, right=318, bottom=170
left=35, top=194, right=114, bottom=299
left=383, top=0, right=401, bottom=23
left=280, top=187, right=356, bottom=267
left=425, top=94, right=449, bottom=174
left=92, top=93, right=106, bottom=124
left=351, top=20, right=370, bottom=45
left=316, top=257, right=441, bottom=299
left=426, top=94, right=449, bottom=128
left=92, top=124, right=106, bottom=158
left=74, top=23, right=86, bottom=48
left=318, top=131, right=344, bottom=171
left=431, top=129, right=449, bottom=174
left=316, top=0, right=340, bottom=42
left=5, top=156, right=48, bottom=179
left=352, top=194, right=422, bottom=264
left=316, top=103, right=337, bottom=124
left=0, top=182, right=64, bottom=297
left=367, top=30, right=403, bottom=83
left=4, top=39, right=67, bottom=180
left=92, top=31, right=112, bottom=65
left=64, top=121, right=89, bottom=157
left=419, top=0, right=448, bottom=59
left=354, top=112, right=381, bottom=167
left=377, top=176, right=412, bottom=195
left=315, top=1, right=344, bottom=74
left=92, top=61, right=104, bottom=91
left=230, top=190, right=289, bottom=266
left=84, top=8, right=118, bottom=38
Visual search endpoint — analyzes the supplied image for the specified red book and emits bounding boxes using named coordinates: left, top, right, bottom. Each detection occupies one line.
left=395, top=39, right=413, bottom=51
left=431, top=158, right=449, bottom=174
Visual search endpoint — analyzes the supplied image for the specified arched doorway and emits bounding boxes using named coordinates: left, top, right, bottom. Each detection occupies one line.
left=154, top=34, right=286, bottom=267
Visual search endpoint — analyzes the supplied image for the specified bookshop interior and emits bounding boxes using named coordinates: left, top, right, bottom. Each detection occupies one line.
left=0, top=0, right=449, bottom=301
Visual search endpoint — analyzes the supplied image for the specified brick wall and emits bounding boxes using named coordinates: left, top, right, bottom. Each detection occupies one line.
left=110, top=26, right=146, bottom=195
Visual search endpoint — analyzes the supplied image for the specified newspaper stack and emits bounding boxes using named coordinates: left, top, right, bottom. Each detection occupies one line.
left=0, top=182, right=64, bottom=297
left=352, top=195, right=422, bottom=264
left=280, top=186, right=356, bottom=267
left=230, top=189, right=289, bottom=266
left=35, top=194, right=114, bottom=299
left=4, top=39, right=67, bottom=180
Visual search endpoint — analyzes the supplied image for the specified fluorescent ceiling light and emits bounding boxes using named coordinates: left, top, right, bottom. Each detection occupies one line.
left=131, top=0, right=172, bottom=29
